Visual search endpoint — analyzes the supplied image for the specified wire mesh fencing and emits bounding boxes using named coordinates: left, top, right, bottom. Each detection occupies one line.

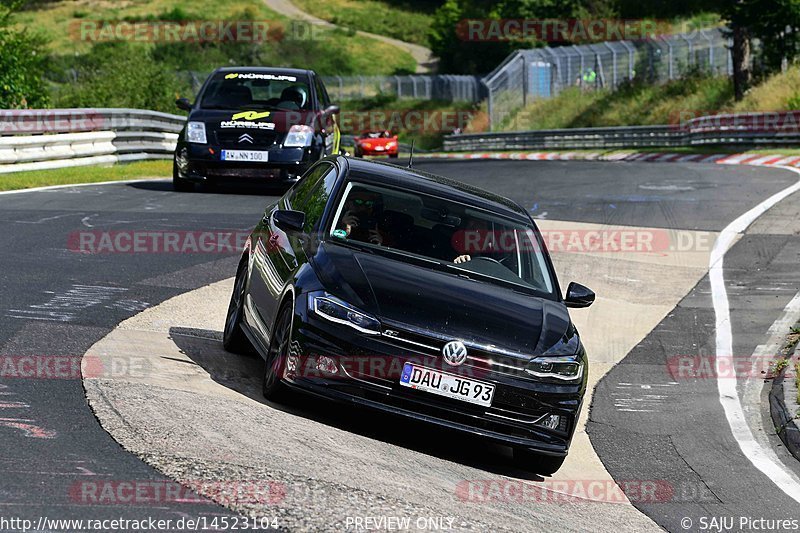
left=484, top=28, right=733, bottom=130
left=178, top=72, right=485, bottom=103
left=320, top=75, right=484, bottom=102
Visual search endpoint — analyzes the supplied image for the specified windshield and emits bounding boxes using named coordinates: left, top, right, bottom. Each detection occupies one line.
left=328, top=181, right=555, bottom=296
left=361, top=131, right=392, bottom=138
left=200, top=71, right=312, bottom=111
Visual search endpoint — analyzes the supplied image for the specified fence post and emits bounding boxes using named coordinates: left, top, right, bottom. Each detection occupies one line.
left=702, top=30, right=714, bottom=73
left=620, top=40, right=635, bottom=80
left=604, top=42, right=617, bottom=87
left=666, top=39, right=674, bottom=79
left=487, top=83, right=494, bottom=132
left=522, top=56, right=528, bottom=107
left=680, top=34, right=694, bottom=71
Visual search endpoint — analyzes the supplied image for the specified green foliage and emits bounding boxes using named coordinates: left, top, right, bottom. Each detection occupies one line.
left=722, top=0, right=800, bottom=73
left=0, top=0, right=49, bottom=108
left=504, top=74, right=734, bottom=130
left=294, top=0, right=436, bottom=47
left=430, top=0, right=583, bottom=74
left=121, top=6, right=195, bottom=22
left=51, top=42, right=191, bottom=112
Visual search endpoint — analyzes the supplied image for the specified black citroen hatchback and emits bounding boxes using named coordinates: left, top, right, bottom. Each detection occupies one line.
left=173, top=67, right=341, bottom=191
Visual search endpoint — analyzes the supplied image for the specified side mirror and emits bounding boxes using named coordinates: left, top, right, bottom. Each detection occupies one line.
left=324, top=104, right=340, bottom=116
left=175, top=98, right=192, bottom=111
left=564, top=282, right=595, bottom=308
left=273, top=209, right=305, bottom=233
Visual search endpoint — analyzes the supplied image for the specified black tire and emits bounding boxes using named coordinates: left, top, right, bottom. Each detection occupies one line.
left=513, top=448, right=566, bottom=476
left=172, top=159, right=194, bottom=192
left=389, top=153, right=399, bottom=159
left=262, top=303, right=292, bottom=402
left=223, top=259, right=254, bottom=354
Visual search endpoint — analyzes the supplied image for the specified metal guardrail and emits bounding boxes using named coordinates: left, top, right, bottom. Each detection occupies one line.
left=444, top=125, right=680, bottom=151
left=444, top=112, right=800, bottom=151
left=0, top=109, right=185, bottom=174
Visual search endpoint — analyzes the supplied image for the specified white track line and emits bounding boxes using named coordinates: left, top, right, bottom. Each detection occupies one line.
left=742, top=291, right=800, bottom=474
left=711, top=164, right=800, bottom=503
left=0, top=178, right=168, bottom=197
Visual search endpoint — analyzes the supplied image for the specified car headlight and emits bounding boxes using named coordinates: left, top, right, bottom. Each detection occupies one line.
left=284, top=125, right=314, bottom=147
left=526, top=356, right=583, bottom=381
left=186, top=121, right=207, bottom=144
left=309, top=293, right=381, bottom=334
left=386, top=142, right=397, bottom=148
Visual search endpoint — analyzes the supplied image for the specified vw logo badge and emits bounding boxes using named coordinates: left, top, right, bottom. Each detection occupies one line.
left=442, top=340, right=468, bottom=367
left=239, top=133, right=254, bottom=144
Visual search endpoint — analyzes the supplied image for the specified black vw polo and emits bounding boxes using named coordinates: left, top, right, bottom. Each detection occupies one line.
left=223, top=155, right=595, bottom=474
left=172, top=67, right=341, bottom=191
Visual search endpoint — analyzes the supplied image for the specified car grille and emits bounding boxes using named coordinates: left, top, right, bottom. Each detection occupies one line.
left=214, top=130, right=280, bottom=147
left=379, top=325, right=529, bottom=380
left=350, top=324, right=575, bottom=429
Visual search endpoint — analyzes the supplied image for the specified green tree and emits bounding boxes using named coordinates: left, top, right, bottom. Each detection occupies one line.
left=0, top=0, right=49, bottom=108
left=430, top=0, right=583, bottom=74
left=722, top=0, right=800, bottom=99
left=53, top=42, right=191, bottom=113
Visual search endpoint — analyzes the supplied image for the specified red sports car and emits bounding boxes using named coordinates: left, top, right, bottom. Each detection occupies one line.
left=354, top=130, right=399, bottom=158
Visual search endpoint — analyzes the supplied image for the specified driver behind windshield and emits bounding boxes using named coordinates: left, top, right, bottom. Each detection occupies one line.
left=337, top=189, right=385, bottom=246
left=453, top=216, right=491, bottom=264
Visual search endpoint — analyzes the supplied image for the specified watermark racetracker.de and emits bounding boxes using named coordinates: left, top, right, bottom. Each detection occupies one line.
left=70, top=19, right=324, bottom=43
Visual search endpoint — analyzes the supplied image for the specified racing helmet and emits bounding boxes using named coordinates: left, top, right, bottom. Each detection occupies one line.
left=280, top=86, right=307, bottom=109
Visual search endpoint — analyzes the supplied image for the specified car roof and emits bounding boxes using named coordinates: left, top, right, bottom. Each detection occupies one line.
left=336, top=156, right=530, bottom=221
left=213, top=66, right=314, bottom=77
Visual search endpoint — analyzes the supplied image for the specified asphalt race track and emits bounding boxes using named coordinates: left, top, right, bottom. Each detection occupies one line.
left=1, top=160, right=799, bottom=531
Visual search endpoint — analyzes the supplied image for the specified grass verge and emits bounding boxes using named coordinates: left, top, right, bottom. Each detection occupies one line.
left=293, top=0, right=435, bottom=47
left=503, top=65, right=800, bottom=131
left=0, top=160, right=171, bottom=192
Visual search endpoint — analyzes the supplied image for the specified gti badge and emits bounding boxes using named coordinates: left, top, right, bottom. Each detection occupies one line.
left=239, top=133, right=254, bottom=144
left=442, top=340, right=468, bottom=367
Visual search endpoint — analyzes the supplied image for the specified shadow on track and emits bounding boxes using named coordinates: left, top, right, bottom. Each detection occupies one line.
left=126, top=180, right=289, bottom=196
left=169, top=326, right=546, bottom=481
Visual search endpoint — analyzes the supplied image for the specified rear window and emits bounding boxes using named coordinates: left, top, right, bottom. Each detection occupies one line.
left=200, top=71, right=312, bottom=111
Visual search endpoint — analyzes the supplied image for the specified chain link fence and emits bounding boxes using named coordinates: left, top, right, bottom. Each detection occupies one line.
left=179, top=72, right=484, bottom=103
left=484, top=28, right=734, bottom=130
left=321, top=75, right=485, bottom=102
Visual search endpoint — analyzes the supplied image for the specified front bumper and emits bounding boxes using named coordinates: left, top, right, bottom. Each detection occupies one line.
left=357, top=146, right=398, bottom=156
left=282, top=311, right=585, bottom=456
left=176, top=142, right=321, bottom=184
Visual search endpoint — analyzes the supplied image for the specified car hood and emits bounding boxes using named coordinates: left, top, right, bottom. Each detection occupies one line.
left=313, top=243, right=574, bottom=356
left=189, top=109, right=321, bottom=133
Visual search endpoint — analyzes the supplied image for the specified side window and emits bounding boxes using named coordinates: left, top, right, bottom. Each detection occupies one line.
left=286, top=163, right=330, bottom=210
left=315, top=78, right=329, bottom=107
left=301, top=166, right=337, bottom=232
